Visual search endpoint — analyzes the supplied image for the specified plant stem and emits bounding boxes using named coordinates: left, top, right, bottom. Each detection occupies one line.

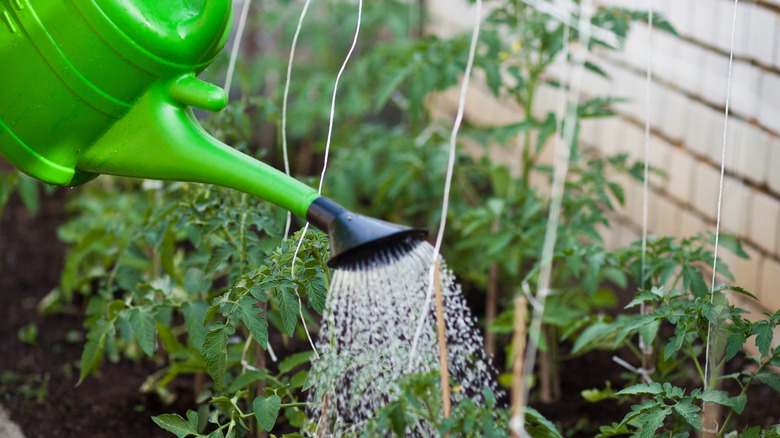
left=718, top=359, right=768, bottom=436
left=686, top=339, right=705, bottom=383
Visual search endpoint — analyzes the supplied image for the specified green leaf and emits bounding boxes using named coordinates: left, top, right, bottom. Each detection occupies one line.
left=572, top=320, right=613, bottom=353
left=278, top=351, right=314, bottom=374
left=664, top=325, right=686, bottom=361
left=729, top=393, right=747, bottom=414
left=253, top=395, right=281, bottom=432
left=374, top=64, right=413, bottom=112
left=387, top=401, right=407, bottom=437
left=725, top=331, right=747, bottom=361
left=239, top=296, right=268, bottom=350
left=716, top=233, right=749, bottom=259
left=277, top=288, right=299, bottom=337
left=152, top=414, right=198, bottom=438
left=206, top=245, right=234, bottom=276
left=182, top=301, right=209, bottom=350
left=639, top=406, right=670, bottom=438
left=525, top=406, right=564, bottom=438
left=673, top=398, right=701, bottom=430
left=304, top=273, right=328, bottom=315
left=742, top=426, right=761, bottom=438
left=698, top=389, right=733, bottom=407
left=17, top=173, right=40, bottom=217
left=682, top=266, right=707, bottom=298
left=753, top=322, right=775, bottom=357
left=754, top=371, right=780, bottom=393
left=78, top=318, right=112, bottom=385
left=202, top=324, right=231, bottom=388
left=227, top=370, right=268, bottom=394
left=129, top=308, right=156, bottom=356
left=616, top=382, right=663, bottom=396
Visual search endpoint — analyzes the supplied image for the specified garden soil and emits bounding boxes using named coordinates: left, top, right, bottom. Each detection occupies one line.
left=0, top=187, right=777, bottom=437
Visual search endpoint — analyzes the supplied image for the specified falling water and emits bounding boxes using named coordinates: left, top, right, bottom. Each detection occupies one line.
left=308, top=239, right=503, bottom=436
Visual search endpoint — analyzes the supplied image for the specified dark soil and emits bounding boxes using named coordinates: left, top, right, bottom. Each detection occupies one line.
left=0, top=189, right=196, bottom=438
left=0, top=184, right=777, bottom=437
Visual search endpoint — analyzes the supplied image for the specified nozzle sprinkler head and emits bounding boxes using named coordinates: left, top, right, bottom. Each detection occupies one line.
left=306, top=197, right=427, bottom=268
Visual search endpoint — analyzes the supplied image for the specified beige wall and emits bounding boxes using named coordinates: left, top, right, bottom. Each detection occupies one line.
left=427, top=0, right=780, bottom=340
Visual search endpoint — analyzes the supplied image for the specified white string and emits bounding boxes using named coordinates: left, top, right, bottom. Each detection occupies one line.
left=640, top=0, right=653, bottom=295
left=638, top=0, right=654, bottom=371
left=290, top=0, right=364, bottom=359
left=704, top=0, right=739, bottom=391
left=224, top=0, right=252, bottom=96
left=281, top=0, right=314, bottom=240
left=518, top=2, right=593, bottom=433
left=407, top=0, right=483, bottom=371
left=518, top=0, right=621, bottom=50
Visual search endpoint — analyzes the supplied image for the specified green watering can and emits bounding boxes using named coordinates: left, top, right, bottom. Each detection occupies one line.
left=0, top=0, right=423, bottom=266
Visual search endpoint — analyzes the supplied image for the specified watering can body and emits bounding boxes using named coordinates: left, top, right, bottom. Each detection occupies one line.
left=0, top=0, right=423, bottom=264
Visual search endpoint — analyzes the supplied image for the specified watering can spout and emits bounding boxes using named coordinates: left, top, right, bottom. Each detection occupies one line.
left=77, top=74, right=320, bottom=219
left=77, top=74, right=426, bottom=265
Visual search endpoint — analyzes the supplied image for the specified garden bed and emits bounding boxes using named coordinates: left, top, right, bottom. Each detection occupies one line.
left=1, top=190, right=777, bottom=437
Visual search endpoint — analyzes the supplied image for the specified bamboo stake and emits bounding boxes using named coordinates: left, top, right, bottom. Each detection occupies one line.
left=433, top=260, right=451, bottom=419
left=510, top=295, right=528, bottom=438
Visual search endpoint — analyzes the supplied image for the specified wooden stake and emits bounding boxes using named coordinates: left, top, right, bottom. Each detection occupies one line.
left=433, top=260, right=451, bottom=419
left=510, top=295, right=528, bottom=438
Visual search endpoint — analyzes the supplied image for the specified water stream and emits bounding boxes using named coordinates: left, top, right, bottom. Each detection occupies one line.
left=308, top=239, right=502, bottom=436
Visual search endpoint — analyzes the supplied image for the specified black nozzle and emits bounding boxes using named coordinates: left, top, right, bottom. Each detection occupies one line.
left=306, top=197, right=427, bottom=268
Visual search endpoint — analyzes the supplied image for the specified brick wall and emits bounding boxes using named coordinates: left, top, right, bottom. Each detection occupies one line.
left=427, top=0, right=780, bottom=342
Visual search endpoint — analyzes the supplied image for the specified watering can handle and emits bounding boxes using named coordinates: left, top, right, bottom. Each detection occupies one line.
left=76, top=74, right=320, bottom=219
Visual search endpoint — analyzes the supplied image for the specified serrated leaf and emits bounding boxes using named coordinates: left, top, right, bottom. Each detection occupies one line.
left=253, top=395, right=281, bottom=431
left=682, top=266, right=707, bottom=298
left=152, top=413, right=198, bottom=438
left=698, top=389, right=733, bottom=407
left=616, top=382, right=663, bottom=396
left=206, top=245, right=234, bottom=276
left=729, top=393, right=747, bottom=414
left=639, top=406, right=670, bottom=438
left=239, top=296, right=268, bottom=350
left=717, top=233, right=749, bottom=259
left=182, top=301, right=209, bottom=350
left=278, top=351, right=314, bottom=374
left=202, top=325, right=231, bottom=388
left=78, top=318, right=112, bottom=385
left=755, top=371, right=780, bottom=393
left=524, top=407, right=564, bottom=438
left=673, top=398, right=701, bottom=429
left=277, top=288, right=299, bottom=337
left=388, top=400, right=407, bottom=437
left=664, top=324, right=686, bottom=361
left=227, top=370, right=268, bottom=394
left=129, top=308, right=156, bottom=356
left=572, top=320, right=613, bottom=353
left=304, top=273, right=327, bottom=314
left=725, top=331, right=746, bottom=361
left=753, top=322, right=774, bottom=357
